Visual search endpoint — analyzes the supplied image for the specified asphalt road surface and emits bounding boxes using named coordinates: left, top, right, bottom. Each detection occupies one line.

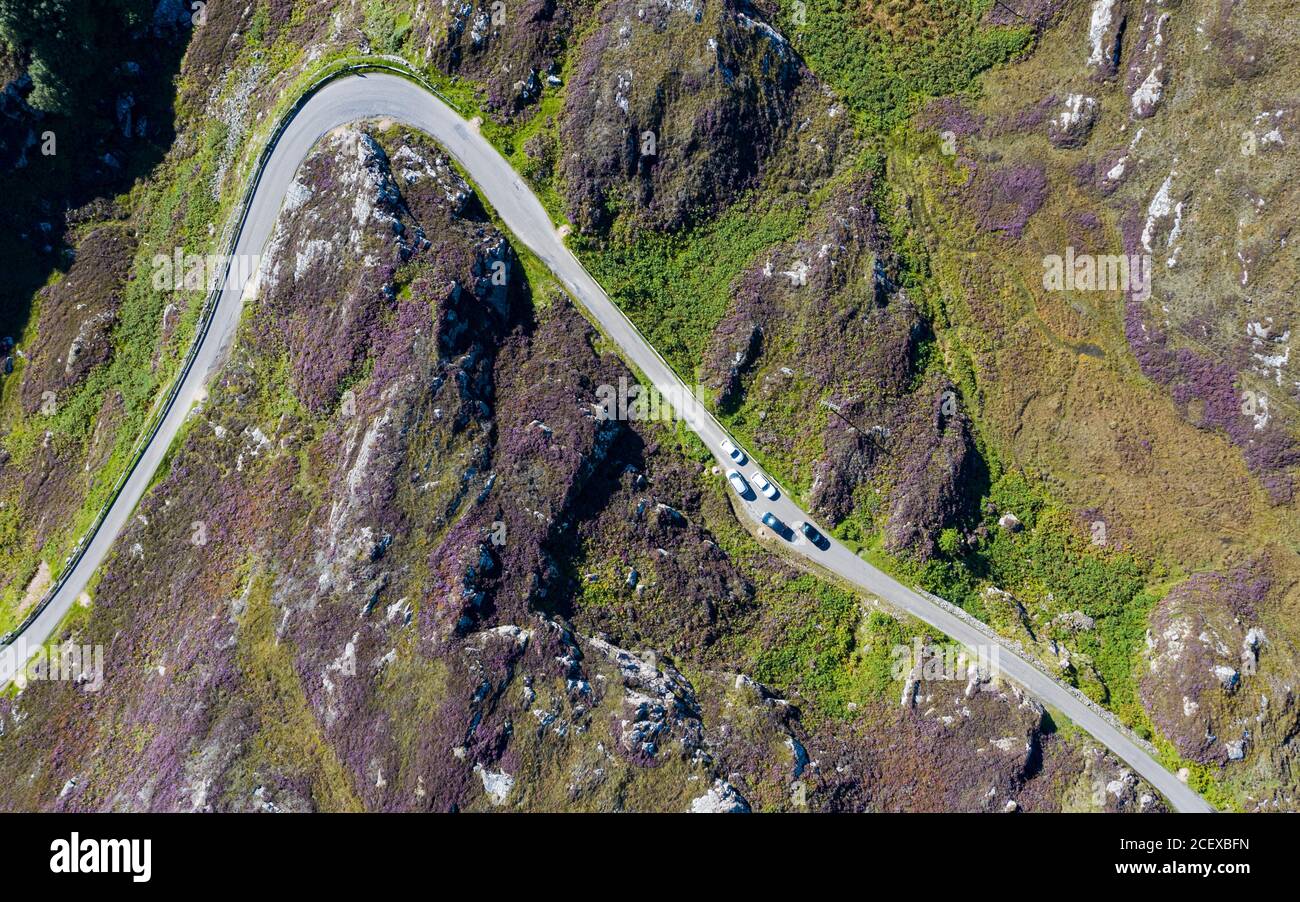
left=1, top=72, right=1213, bottom=813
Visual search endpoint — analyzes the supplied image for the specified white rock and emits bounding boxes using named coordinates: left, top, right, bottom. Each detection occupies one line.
left=688, top=779, right=751, bottom=813
left=474, top=764, right=515, bottom=806
left=1212, top=664, right=1240, bottom=690
left=1131, top=66, right=1165, bottom=116
left=1087, top=0, right=1118, bottom=68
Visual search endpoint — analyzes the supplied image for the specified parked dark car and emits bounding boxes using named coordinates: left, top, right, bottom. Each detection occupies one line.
left=798, top=520, right=829, bottom=549
left=761, top=511, right=793, bottom=541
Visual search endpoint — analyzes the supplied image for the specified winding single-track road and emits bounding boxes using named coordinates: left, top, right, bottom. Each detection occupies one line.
left=2, top=71, right=1213, bottom=813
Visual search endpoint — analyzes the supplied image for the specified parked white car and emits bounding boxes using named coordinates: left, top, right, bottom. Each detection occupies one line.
left=752, top=471, right=778, bottom=500
left=720, top=439, right=746, bottom=465
left=726, top=469, right=750, bottom=497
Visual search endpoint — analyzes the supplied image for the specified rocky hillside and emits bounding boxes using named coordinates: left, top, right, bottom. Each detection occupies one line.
left=0, top=125, right=1149, bottom=812
left=2, top=0, right=1296, bottom=812
left=559, top=0, right=803, bottom=235
left=894, top=0, right=1300, bottom=808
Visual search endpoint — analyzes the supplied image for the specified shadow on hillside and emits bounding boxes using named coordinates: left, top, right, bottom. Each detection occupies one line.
left=0, top=11, right=193, bottom=344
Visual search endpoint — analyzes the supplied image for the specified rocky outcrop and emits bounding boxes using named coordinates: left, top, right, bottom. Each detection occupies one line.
left=1124, top=2, right=1169, bottom=119
left=1085, top=0, right=1125, bottom=79
left=560, top=0, right=801, bottom=234
left=1140, top=561, right=1298, bottom=775
left=19, top=225, right=133, bottom=412
left=807, top=641, right=1162, bottom=812
left=1048, top=93, right=1099, bottom=147
left=700, top=179, right=979, bottom=557
left=419, top=0, right=575, bottom=119
left=882, top=378, right=980, bottom=560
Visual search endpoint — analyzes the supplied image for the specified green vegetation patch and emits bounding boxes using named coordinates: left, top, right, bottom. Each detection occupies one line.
left=889, top=470, right=1161, bottom=727
left=750, top=574, right=918, bottom=718
left=779, top=0, right=1033, bottom=136
left=574, top=199, right=808, bottom=376
left=231, top=565, right=363, bottom=811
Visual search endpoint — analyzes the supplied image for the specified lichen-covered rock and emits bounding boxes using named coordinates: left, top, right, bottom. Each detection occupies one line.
left=1085, top=0, right=1125, bottom=79
left=1048, top=93, right=1099, bottom=147
left=559, top=0, right=801, bottom=234
left=1140, top=561, right=1297, bottom=775
left=1124, top=3, right=1169, bottom=119
left=420, top=0, right=576, bottom=119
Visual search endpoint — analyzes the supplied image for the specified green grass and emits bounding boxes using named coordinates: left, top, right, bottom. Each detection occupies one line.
left=779, top=0, right=1033, bottom=137
left=1151, top=734, right=1238, bottom=812
left=232, top=565, right=363, bottom=810
left=574, top=199, right=808, bottom=377
left=750, top=575, right=919, bottom=719
left=870, top=469, right=1161, bottom=728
